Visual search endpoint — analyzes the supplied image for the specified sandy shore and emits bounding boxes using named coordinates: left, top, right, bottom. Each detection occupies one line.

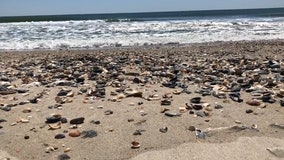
left=0, top=40, right=284, bottom=160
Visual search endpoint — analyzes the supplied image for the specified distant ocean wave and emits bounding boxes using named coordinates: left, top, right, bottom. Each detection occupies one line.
left=1, top=8, right=284, bottom=23
left=0, top=8, right=284, bottom=50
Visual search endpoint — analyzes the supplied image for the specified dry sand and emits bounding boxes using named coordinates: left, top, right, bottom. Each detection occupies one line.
left=0, top=40, right=283, bottom=160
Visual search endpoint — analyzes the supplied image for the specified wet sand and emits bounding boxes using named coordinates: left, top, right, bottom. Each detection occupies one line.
left=0, top=40, right=284, bottom=160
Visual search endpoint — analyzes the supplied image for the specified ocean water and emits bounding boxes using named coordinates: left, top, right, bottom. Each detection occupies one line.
left=0, top=8, right=284, bottom=50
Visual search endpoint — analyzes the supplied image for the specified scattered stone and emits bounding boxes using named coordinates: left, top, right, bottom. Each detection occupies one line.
left=159, top=126, right=168, bottom=133
left=0, top=106, right=11, bottom=111
left=188, top=126, right=196, bottom=131
left=196, top=111, right=206, bottom=117
left=127, top=119, right=134, bottom=122
left=60, top=117, right=68, bottom=123
left=57, top=154, right=71, bottom=160
left=69, top=129, right=81, bottom=137
left=29, top=97, right=38, bottom=104
left=161, top=99, right=171, bottom=105
left=24, top=135, right=30, bottom=139
left=22, top=108, right=32, bottom=113
left=164, top=112, right=181, bottom=117
left=0, top=119, right=7, bottom=123
left=90, top=120, right=101, bottom=124
left=70, top=117, right=85, bottom=125
left=190, top=97, right=201, bottom=103
left=246, top=109, right=253, bottom=114
left=55, top=133, right=66, bottom=139
left=192, top=104, right=203, bottom=110
left=46, top=114, right=62, bottom=123
left=280, top=100, right=284, bottom=107
left=81, top=130, right=97, bottom=138
left=246, top=100, right=261, bottom=106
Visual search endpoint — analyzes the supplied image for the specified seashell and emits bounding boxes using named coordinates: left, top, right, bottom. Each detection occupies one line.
left=64, top=148, right=71, bottom=153
left=164, top=112, right=181, bottom=117
left=22, top=108, right=32, bottom=113
left=69, top=125, right=78, bottom=129
left=204, top=106, right=212, bottom=111
left=179, top=107, right=187, bottom=113
left=251, top=124, right=258, bottom=129
left=97, top=105, right=103, bottom=109
left=173, top=90, right=182, bottom=95
left=48, top=122, right=61, bottom=130
left=202, top=103, right=210, bottom=108
left=160, top=107, right=170, bottom=113
left=195, top=129, right=205, bottom=139
left=104, top=110, right=113, bottom=115
left=20, top=118, right=29, bottom=123
left=113, top=94, right=126, bottom=101
left=131, top=141, right=140, bottom=149
left=146, top=97, right=161, bottom=101
left=159, top=126, right=168, bottom=133
left=234, top=120, right=242, bottom=124
left=66, top=91, right=74, bottom=97
left=124, top=88, right=142, bottom=97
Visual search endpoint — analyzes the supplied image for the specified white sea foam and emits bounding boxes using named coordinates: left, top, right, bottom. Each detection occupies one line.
left=0, top=17, right=284, bottom=50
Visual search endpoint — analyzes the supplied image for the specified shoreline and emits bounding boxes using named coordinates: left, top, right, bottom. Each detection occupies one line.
left=0, top=39, right=283, bottom=160
left=1, top=39, right=284, bottom=53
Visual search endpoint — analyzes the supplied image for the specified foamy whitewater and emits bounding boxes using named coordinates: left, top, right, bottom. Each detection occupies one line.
left=0, top=16, right=284, bottom=50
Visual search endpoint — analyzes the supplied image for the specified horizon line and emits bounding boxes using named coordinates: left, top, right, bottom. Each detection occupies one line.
left=1, top=7, right=284, bottom=18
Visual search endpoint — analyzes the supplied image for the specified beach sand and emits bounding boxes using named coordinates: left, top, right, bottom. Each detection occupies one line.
left=0, top=40, right=283, bottom=160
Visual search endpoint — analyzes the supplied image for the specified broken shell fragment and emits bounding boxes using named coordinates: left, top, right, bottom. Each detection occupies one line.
left=131, top=141, right=140, bottom=149
left=48, top=122, right=61, bottom=130
left=179, top=107, right=187, bottom=113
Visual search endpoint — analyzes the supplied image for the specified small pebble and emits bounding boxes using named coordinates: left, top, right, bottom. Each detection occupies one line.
left=159, top=126, right=168, bottom=133
left=55, top=133, right=66, bottom=139
left=188, top=126, right=196, bottom=131
left=90, top=120, right=101, bottom=124
left=57, top=154, right=71, bottom=160
left=81, top=130, right=97, bottom=138
left=69, top=129, right=81, bottom=137
left=70, top=117, right=84, bottom=124
left=22, top=108, right=31, bottom=113
left=246, top=109, right=253, bottom=114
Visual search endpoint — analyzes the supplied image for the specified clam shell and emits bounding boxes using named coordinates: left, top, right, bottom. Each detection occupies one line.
left=131, top=141, right=140, bottom=149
